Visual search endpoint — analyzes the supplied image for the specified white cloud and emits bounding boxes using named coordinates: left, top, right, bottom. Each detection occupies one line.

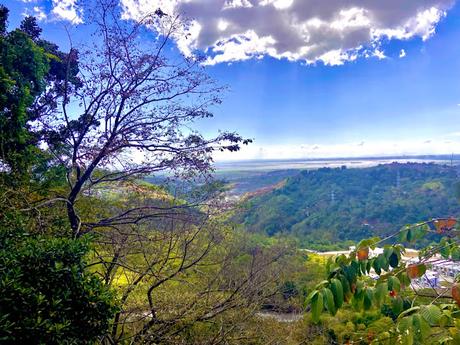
left=32, top=6, right=47, bottom=21
left=51, top=0, right=83, bottom=24
left=120, top=0, right=455, bottom=65
left=399, top=49, right=407, bottom=58
left=373, top=49, right=386, bottom=60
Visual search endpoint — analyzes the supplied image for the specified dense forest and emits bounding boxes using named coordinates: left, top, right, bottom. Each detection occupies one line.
left=237, top=163, right=460, bottom=248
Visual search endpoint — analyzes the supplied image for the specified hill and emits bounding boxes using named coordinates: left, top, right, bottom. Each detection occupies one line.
left=235, top=163, right=460, bottom=249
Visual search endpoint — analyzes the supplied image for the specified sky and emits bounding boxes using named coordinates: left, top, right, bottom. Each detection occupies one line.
left=6, top=0, right=460, bottom=160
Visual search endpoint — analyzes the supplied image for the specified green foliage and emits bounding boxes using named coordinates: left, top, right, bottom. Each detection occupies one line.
left=0, top=7, right=80, bottom=180
left=305, top=218, right=460, bottom=344
left=0, top=228, right=117, bottom=344
left=0, top=26, right=49, bottom=174
left=237, top=163, right=460, bottom=248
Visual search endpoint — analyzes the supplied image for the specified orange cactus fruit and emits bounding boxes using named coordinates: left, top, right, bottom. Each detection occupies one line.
left=452, top=283, right=460, bottom=305
left=389, top=290, right=397, bottom=297
left=357, top=247, right=369, bottom=261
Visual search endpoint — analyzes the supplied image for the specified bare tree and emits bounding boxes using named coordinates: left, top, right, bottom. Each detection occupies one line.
left=35, top=0, right=249, bottom=237
left=88, top=183, right=291, bottom=344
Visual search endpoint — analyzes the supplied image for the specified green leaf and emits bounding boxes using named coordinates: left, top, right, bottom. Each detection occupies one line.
left=351, top=260, right=360, bottom=277
left=351, top=290, right=363, bottom=311
left=452, top=247, right=460, bottom=261
left=305, top=290, right=318, bottom=304
left=311, top=291, right=323, bottom=323
left=339, top=275, right=351, bottom=300
left=378, top=254, right=389, bottom=271
left=322, top=288, right=336, bottom=316
left=391, top=296, right=403, bottom=315
left=398, top=316, right=415, bottom=345
left=398, top=316, right=413, bottom=332
left=384, top=246, right=393, bottom=259
left=440, top=238, right=451, bottom=259
left=363, top=288, right=373, bottom=310
left=420, top=305, right=442, bottom=325
left=388, top=276, right=401, bottom=292
left=388, top=276, right=401, bottom=293
left=412, top=314, right=430, bottom=340
left=389, top=252, right=399, bottom=268
left=314, top=280, right=330, bottom=289
left=330, top=278, right=344, bottom=308
left=406, top=228, right=413, bottom=242
left=374, top=282, right=387, bottom=306
left=439, top=313, right=451, bottom=327
left=398, top=271, right=412, bottom=287
left=360, top=260, right=368, bottom=275
left=373, top=259, right=382, bottom=275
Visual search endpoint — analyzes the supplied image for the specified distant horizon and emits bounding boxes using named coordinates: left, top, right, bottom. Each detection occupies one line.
left=214, top=153, right=460, bottom=164
left=213, top=154, right=459, bottom=172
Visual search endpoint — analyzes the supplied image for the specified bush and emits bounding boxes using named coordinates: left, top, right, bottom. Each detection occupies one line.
left=0, top=229, right=117, bottom=344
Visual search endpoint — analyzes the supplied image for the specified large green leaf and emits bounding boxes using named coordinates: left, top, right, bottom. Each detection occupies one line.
left=406, top=228, right=413, bottom=242
left=305, top=290, right=318, bottom=304
left=389, top=252, right=399, bottom=268
left=391, top=296, right=403, bottom=315
left=384, top=246, right=393, bottom=259
left=388, top=276, right=401, bottom=293
left=322, top=288, right=336, bottom=316
left=359, top=259, right=368, bottom=275
left=363, top=288, right=374, bottom=310
left=412, top=314, right=430, bottom=341
left=339, top=275, right=351, bottom=300
left=330, top=278, right=344, bottom=308
left=311, top=291, right=323, bottom=323
left=420, top=305, right=442, bottom=325
left=378, top=254, right=390, bottom=271
left=398, top=316, right=415, bottom=345
left=372, top=258, right=382, bottom=275
left=374, top=282, right=387, bottom=306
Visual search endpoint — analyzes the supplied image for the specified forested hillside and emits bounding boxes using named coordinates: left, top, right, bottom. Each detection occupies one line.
left=237, top=163, right=460, bottom=248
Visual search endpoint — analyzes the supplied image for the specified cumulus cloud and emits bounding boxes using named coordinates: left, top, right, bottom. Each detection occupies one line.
left=399, top=49, right=407, bottom=58
left=51, top=0, right=83, bottom=24
left=33, top=6, right=47, bottom=21
left=120, top=0, right=455, bottom=66
left=22, top=5, right=47, bottom=21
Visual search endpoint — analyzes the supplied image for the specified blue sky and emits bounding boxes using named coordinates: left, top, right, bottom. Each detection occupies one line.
left=6, top=0, right=460, bottom=160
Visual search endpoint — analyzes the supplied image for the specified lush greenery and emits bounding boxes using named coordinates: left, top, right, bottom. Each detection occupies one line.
left=0, top=8, right=118, bottom=344
left=0, top=228, right=116, bottom=344
left=305, top=222, right=460, bottom=345
left=237, top=163, right=460, bottom=248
